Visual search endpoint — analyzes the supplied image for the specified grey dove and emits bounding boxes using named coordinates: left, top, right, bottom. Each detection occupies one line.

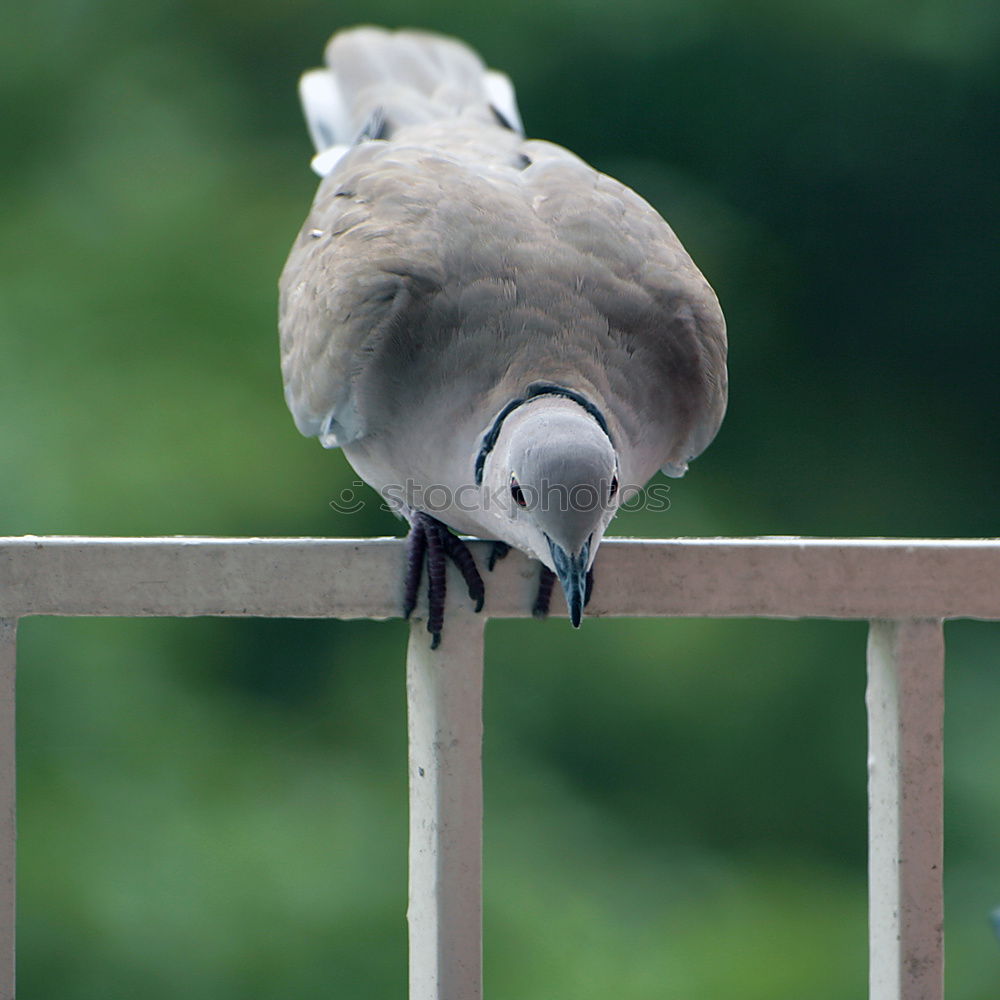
left=279, top=27, right=727, bottom=646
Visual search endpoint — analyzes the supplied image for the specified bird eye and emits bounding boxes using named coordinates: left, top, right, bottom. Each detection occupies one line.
left=610, top=475, right=619, bottom=498
left=510, top=476, right=527, bottom=507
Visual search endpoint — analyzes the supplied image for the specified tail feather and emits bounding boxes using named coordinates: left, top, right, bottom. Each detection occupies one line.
left=298, top=27, right=523, bottom=176
left=299, top=69, right=351, bottom=153
left=484, top=70, right=523, bottom=135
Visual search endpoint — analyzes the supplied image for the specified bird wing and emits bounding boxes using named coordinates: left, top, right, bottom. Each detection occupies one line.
left=279, top=127, right=726, bottom=479
left=516, top=139, right=728, bottom=476
left=279, top=125, right=524, bottom=447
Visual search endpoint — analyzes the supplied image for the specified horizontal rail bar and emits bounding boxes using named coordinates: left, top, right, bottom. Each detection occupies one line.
left=2, top=536, right=1000, bottom=621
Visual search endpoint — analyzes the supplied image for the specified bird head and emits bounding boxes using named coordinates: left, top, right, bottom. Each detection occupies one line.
left=480, top=397, right=620, bottom=626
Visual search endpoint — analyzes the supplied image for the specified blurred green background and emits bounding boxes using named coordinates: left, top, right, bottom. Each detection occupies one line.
left=3, top=0, right=1000, bottom=996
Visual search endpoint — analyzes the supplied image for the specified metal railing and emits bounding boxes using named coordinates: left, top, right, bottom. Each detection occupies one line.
left=4, top=535, right=999, bottom=1000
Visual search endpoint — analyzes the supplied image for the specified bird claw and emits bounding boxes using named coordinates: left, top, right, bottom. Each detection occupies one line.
left=404, top=519, right=596, bottom=640
left=440, top=529, right=486, bottom=610
left=487, top=541, right=511, bottom=572
left=402, top=517, right=429, bottom=620
left=532, top=565, right=556, bottom=618
left=403, top=512, right=486, bottom=647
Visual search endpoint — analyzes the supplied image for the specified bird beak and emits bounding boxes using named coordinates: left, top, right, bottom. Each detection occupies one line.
left=546, top=536, right=591, bottom=628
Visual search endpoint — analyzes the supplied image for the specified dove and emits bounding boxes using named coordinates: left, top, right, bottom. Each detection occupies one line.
left=279, top=27, right=727, bottom=646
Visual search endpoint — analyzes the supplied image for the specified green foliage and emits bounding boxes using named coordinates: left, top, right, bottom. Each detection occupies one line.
left=4, top=0, right=1000, bottom=995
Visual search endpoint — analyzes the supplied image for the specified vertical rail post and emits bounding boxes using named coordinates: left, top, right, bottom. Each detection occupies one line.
left=866, top=619, right=944, bottom=1000
left=406, top=610, right=486, bottom=1000
left=0, top=619, right=15, bottom=1000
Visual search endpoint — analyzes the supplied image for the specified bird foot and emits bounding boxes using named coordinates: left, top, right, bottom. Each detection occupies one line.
left=532, top=565, right=556, bottom=618
left=486, top=541, right=511, bottom=571
left=403, top=512, right=485, bottom=648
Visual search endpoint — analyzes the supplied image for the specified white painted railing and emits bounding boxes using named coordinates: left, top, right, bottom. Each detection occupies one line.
left=3, top=535, right=999, bottom=1000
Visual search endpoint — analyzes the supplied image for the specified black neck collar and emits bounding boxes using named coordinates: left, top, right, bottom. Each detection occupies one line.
left=473, top=382, right=613, bottom=486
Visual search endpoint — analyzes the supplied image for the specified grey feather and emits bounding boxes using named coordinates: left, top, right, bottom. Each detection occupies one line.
left=279, top=26, right=727, bottom=555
